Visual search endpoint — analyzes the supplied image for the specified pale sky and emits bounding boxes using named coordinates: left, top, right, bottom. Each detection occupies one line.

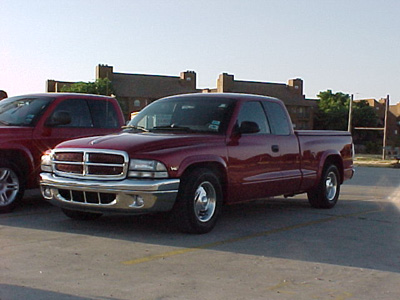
left=1, top=0, right=400, bottom=103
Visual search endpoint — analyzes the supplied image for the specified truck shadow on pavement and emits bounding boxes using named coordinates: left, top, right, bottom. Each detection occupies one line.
left=3, top=184, right=400, bottom=275
left=0, top=284, right=118, bottom=300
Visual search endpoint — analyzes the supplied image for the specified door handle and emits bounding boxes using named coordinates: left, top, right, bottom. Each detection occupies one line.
left=271, top=145, right=279, bottom=153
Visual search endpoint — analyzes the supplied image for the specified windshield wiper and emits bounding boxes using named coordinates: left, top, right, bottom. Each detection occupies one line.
left=0, top=120, right=10, bottom=125
left=152, top=125, right=193, bottom=132
left=121, top=125, right=149, bottom=132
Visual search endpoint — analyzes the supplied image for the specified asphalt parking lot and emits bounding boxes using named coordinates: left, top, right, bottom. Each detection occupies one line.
left=1, top=166, right=399, bottom=300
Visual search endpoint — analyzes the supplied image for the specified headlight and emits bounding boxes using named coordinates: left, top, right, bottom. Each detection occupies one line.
left=128, top=159, right=168, bottom=178
left=41, top=150, right=53, bottom=172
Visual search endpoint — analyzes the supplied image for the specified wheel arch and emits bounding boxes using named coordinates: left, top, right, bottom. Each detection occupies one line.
left=178, top=159, right=228, bottom=203
left=0, top=149, right=33, bottom=186
left=320, top=153, right=344, bottom=184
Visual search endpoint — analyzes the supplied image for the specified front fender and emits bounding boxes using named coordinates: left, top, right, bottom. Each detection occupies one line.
left=176, top=154, right=228, bottom=178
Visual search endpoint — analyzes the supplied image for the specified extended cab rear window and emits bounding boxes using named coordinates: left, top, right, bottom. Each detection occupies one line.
left=262, top=101, right=291, bottom=135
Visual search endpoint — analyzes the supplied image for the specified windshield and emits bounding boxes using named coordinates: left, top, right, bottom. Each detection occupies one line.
left=0, top=96, right=52, bottom=126
left=126, top=96, right=236, bottom=134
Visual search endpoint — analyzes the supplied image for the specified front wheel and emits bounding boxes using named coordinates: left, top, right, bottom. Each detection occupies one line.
left=307, top=164, right=340, bottom=209
left=61, top=208, right=103, bottom=220
left=0, top=161, right=25, bottom=213
left=171, top=168, right=223, bottom=234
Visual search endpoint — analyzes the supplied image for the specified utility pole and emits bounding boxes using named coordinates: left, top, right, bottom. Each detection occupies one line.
left=382, top=95, right=389, bottom=160
left=348, top=94, right=353, bottom=132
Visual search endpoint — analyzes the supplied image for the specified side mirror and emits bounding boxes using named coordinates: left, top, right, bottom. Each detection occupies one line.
left=239, top=121, right=260, bottom=134
left=46, top=111, right=71, bottom=127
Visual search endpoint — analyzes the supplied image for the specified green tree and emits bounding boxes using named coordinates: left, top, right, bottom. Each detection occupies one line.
left=314, top=90, right=350, bottom=130
left=352, top=100, right=379, bottom=128
left=351, top=100, right=380, bottom=147
left=60, top=78, right=130, bottom=117
left=60, top=78, right=115, bottom=96
left=314, top=90, right=379, bottom=131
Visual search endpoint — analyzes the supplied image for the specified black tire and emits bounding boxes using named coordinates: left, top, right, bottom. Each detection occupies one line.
left=170, top=168, right=223, bottom=234
left=0, top=161, right=25, bottom=213
left=61, top=208, right=103, bottom=220
left=307, top=164, right=340, bottom=209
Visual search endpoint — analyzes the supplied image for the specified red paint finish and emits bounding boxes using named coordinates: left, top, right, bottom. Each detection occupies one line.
left=0, top=93, right=125, bottom=189
left=53, top=93, right=354, bottom=204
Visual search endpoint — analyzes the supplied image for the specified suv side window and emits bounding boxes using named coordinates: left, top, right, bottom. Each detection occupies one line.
left=50, top=99, right=93, bottom=128
left=237, top=101, right=270, bottom=134
left=262, top=102, right=291, bottom=135
left=87, top=99, right=119, bottom=128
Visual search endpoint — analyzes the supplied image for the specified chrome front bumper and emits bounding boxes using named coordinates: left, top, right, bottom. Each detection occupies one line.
left=40, top=173, right=180, bottom=214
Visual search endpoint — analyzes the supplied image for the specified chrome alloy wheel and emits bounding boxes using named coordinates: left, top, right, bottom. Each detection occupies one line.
left=325, top=171, right=338, bottom=201
left=0, top=167, right=19, bottom=206
left=194, top=181, right=217, bottom=223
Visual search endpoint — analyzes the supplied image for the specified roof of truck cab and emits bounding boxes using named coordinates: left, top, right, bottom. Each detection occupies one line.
left=8, top=93, right=115, bottom=100
left=161, top=92, right=283, bottom=103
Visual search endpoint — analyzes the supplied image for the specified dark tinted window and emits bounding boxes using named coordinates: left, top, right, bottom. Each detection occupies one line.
left=262, top=102, right=291, bottom=135
left=130, top=97, right=235, bottom=134
left=50, top=99, right=93, bottom=128
left=236, top=101, right=270, bottom=134
left=0, top=96, right=51, bottom=126
left=87, top=99, right=119, bottom=128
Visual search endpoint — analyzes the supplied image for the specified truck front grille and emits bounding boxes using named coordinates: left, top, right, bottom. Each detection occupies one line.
left=52, top=149, right=129, bottom=180
left=58, top=189, right=116, bottom=205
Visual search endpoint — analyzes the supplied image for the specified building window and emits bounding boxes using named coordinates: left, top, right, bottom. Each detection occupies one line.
left=298, top=107, right=304, bottom=118
left=296, top=106, right=310, bottom=119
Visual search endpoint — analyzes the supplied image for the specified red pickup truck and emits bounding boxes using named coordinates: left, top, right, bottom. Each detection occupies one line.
left=40, top=93, right=354, bottom=233
left=0, top=93, right=125, bottom=212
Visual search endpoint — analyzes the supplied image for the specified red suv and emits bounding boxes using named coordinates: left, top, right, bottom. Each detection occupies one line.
left=0, top=93, right=125, bottom=212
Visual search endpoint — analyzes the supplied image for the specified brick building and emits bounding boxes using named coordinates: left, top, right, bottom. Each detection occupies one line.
left=47, top=65, right=201, bottom=117
left=214, top=73, right=316, bottom=129
left=47, top=64, right=316, bottom=129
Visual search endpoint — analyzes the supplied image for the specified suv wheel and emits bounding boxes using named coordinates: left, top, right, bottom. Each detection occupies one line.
left=0, top=161, right=24, bottom=213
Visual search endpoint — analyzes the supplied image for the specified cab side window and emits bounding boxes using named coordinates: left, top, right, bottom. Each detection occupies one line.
left=87, top=99, right=119, bottom=128
left=50, top=99, right=93, bottom=128
left=237, top=101, right=270, bottom=134
left=262, top=102, right=291, bottom=135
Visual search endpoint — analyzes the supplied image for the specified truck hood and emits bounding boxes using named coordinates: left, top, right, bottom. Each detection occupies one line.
left=55, top=132, right=225, bottom=154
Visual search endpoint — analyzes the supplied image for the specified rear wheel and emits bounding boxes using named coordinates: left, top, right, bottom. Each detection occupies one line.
left=0, top=161, right=25, bottom=213
left=61, top=208, right=103, bottom=220
left=307, top=164, right=340, bottom=209
left=171, top=168, right=223, bottom=234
